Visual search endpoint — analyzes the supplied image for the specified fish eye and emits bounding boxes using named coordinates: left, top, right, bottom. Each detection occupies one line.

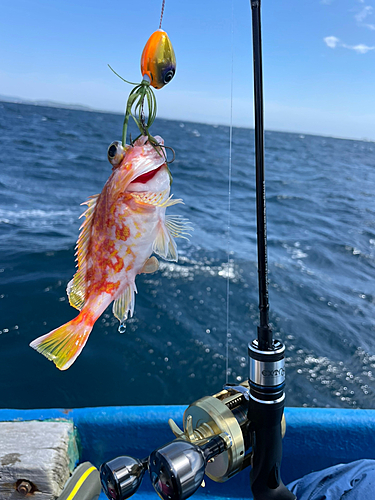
left=108, top=144, right=117, bottom=159
left=163, top=69, right=175, bottom=84
left=107, top=141, right=124, bottom=167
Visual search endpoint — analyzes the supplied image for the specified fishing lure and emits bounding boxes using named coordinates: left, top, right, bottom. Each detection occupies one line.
left=141, top=29, right=176, bottom=89
left=110, top=29, right=176, bottom=147
left=30, top=136, right=190, bottom=370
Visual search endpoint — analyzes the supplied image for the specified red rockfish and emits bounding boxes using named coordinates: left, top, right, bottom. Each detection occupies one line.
left=30, top=136, right=189, bottom=370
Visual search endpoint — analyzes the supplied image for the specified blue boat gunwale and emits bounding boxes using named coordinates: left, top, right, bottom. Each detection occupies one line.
left=0, top=406, right=374, bottom=499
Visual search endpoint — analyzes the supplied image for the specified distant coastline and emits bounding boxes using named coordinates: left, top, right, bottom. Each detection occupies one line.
left=0, top=94, right=109, bottom=114
left=1, top=95, right=373, bottom=143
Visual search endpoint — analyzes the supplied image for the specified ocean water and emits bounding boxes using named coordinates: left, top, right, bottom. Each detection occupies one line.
left=0, top=101, right=375, bottom=410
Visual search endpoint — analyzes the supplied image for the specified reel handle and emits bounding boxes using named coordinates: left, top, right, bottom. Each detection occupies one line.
left=249, top=399, right=296, bottom=500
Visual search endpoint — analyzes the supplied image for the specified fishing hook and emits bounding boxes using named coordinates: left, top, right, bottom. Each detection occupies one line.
left=163, top=145, right=175, bottom=164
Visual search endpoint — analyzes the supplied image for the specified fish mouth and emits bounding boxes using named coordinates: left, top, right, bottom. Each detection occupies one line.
left=131, top=165, right=163, bottom=185
left=126, top=135, right=166, bottom=184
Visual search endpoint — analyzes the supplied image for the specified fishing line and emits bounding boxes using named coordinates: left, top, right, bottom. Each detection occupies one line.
left=159, top=0, right=166, bottom=29
left=225, top=0, right=235, bottom=385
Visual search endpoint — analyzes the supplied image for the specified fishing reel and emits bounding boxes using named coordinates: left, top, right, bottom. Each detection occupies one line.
left=100, top=380, right=286, bottom=500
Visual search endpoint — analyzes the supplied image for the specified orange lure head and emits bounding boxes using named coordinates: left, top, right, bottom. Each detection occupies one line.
left=141, top=29, right=176, bottom=89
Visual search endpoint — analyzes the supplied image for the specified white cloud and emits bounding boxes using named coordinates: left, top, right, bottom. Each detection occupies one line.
left=364, top=23, right=375, bottom=29
left=324, top=36, right=340, bottom=48
left=343, top=43, right=375, bottom=53
left=324, top=35, right=375, bottom=54
left=355, top=5, right=373, bottom=22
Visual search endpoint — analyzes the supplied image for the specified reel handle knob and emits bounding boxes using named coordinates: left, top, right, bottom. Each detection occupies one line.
left=100, top=456, right=147, bottom=500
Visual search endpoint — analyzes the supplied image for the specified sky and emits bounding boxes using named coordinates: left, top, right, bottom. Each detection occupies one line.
left=1, top=0, right=375, bottom=140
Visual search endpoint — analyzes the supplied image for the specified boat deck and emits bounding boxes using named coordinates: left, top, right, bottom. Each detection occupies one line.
left=1, top=406, right=374, bottom=499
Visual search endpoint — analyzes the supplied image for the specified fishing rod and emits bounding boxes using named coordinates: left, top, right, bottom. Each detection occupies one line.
left=247, top=0, right=296, bottom=498
left=99, top=2, right=296, bottom=500
left=251, top=0, right=271, bottom=351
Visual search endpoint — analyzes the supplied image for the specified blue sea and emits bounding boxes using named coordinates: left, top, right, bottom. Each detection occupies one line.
left=0, top=100, right=375, bottom=410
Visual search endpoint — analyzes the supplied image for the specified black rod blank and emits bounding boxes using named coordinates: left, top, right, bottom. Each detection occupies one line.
left=250, top=0, right=272, bottom=350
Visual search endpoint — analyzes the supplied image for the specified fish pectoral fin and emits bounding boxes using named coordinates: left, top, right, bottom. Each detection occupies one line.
left=159, top=194, right=184, bottom=208
left=165, top=215, right=193, bottom=240
left=67, top=268, right=87, bottom=311
left=153, top=221, right=178, bottom=262
left=131, top=191, right=184, bottom=208
left=141, top=256, right=159, bottom=274
left=113, top=282, right=138, bottom=323
left=130, top=191, right=165, bottom=207
left=128, top=197, right=155, bottom=213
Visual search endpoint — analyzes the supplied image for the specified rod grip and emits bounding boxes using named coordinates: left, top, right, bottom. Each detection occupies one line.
left=249, top=400, right=296, bottom=500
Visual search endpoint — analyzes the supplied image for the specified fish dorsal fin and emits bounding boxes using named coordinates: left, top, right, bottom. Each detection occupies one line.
left=76, top=194, right=100, bottom=269
left=67, top=194, right=99, bottom=310
left=153, top=221, right=178, bottom=262
left=141, top=256, right=159, bottom=274
left=131, top=191, right=184, bottom=208
left=113, top=282, right=138, bottom=323
left=165, top=215, right=193, bottom=239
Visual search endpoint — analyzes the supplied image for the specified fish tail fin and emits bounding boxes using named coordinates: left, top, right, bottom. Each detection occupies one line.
left=29, top=314, right=93, bottom=371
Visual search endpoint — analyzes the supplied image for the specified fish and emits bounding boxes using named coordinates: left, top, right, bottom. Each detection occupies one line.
left=29, top=135, right=190, bottom=370
left=141, top=29, right=176, bottom=89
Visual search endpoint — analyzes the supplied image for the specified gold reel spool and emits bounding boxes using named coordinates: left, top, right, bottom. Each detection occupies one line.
left=168, top=382, right=286, bottom=483
left=168, top=385, right=247, bottom=482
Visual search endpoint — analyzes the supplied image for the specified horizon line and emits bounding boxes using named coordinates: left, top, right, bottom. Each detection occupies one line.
left=1, top=95, right=373, bottom=144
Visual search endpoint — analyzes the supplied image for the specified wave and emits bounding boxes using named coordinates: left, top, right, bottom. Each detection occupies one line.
left=0, top=208, right=78, bottom=224
left=1, top=102, right=375, bottom=409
